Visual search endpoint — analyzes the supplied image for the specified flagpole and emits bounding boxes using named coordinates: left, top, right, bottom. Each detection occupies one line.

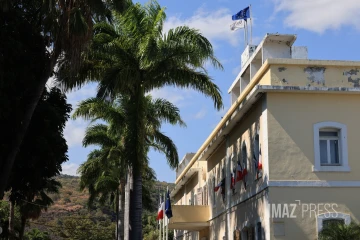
left=162, top=190, right=165, bottom=240
left=244, top=20, right=246, bottom=48
left=249, top=4, right=253, bottom=44
left=165, top=186, right=168, bottom=240
left=159, top=191, right=161, bottom=240
left=245, top=20, right=248, bottom=46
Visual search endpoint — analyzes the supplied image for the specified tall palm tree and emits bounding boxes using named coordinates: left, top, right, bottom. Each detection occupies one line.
left=79, top=148, right=156, bottom=240
left=74, top=94, right=185, bottom=239
left=58, top=1, right=223, bottom=238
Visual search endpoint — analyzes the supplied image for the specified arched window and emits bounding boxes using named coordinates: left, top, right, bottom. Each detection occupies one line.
left=313, top=122, right=349, bottom=172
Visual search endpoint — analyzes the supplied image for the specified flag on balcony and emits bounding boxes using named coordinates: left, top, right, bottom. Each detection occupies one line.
left=236, top=161, right=247, bottom=182
left=214, top=178, right=225, bottom=192
left=253, top=153, right=258, bottom=170
left=253, top=151, right=263, bottom=171
left=165, top=190, right=173, bottom=219
left=156, top=199, right=164, bottom=220
left=253, top=149, right=263, bottom=179
left=230, top=172, right=236, bottom=194
left=258, top=148, right=263, bottom=170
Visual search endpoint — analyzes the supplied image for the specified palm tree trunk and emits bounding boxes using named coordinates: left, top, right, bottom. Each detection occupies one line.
left=115, top=189, right=119, bottom=240
left=0, top=56, right=57, bottom=199
left=124, top=169, right=132, bottom=240
left=19, top=216, right=27, bottom=240
left=130, top=173, right=142, bottom=240
left=128, top=89, right=146, bottom=240
left=8, top=200, right=15, bottom=240
left=118, top=179, right=125, bottom=240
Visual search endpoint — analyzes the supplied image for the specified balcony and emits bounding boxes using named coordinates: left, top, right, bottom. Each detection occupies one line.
left=168, top=205, right=210, bottom=231
left=170, top=168, right=200, bottom=198
left=176, top=153, right=196, bottom=179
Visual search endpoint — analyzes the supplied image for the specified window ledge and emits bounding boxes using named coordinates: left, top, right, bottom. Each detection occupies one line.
left=313, top=165, right=350, bottom=172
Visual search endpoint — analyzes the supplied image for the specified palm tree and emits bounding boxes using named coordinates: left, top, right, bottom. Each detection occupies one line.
left=319, top=222, right=360, bottom=240
left=79, top=148, right=156, bottom=240
left=74, top=94, right=185, bottom=239
left=0, top=0, right=129, bottom=199
left=58, top=2, right=223, bottom=238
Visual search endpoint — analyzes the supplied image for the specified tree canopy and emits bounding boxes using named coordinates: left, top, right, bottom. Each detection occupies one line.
left=6, top=87, right=71, bottom=239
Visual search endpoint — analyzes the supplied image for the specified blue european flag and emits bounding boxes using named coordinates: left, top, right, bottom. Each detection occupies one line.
left=165, top=190, right=173, bottom=219
left=232, top=6, right=250, bottom=21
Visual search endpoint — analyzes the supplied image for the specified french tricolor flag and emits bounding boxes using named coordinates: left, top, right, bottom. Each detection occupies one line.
left=156, top=200, right=165, bottom=220
left=236, top=161, right=247, bottom=182
left=214, top=178, right=225, bottom=192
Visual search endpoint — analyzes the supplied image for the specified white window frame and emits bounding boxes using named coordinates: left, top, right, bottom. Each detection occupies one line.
left=319, top=129, right=340, bottom=165
left=317, top=212, right=351, bottom=233
left=313, top=122, right=350, bottom=172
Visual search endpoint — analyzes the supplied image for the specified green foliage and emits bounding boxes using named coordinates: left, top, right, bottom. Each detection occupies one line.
left=0, top=0, right=47, bottom=177
left=54, top=218, right=115, bottom=240
left=75, top=95, right=181, bottom=211
left=24, top=228, right=51, bottom=240
left=319, top=222, right=360, bottom=240
left=142, top=211, right=174, bottom=240
left=60, top=1, right=223, bottom=236
left=0, top=200, right=22, bottom=239
left=0, top=0, right=127, bottom=201
left=4, top=87, right=71, bottom=238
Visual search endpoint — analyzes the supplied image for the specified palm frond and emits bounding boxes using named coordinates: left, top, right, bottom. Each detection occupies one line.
left=149, top=97, right=186, bottom=127
left=146, top=67, right=223, bottom=110
left=150, top=131, right=179, bottom=169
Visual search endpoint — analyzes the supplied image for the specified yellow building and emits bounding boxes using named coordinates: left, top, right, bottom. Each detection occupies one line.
left=168, top=33, right=360, bottom=240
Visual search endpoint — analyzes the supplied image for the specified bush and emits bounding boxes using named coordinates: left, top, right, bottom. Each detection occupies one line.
left=24, top=228, right=51, bottom=240
left=319, top=222, right=360, bottom=240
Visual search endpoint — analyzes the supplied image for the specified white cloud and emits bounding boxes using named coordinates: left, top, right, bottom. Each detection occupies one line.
left=64, top=118, right=88, bottom=148
left=67, top=84, right=97, bottom=106
left=149, top=87, right=196, bottom=107
left=63, top=84, right=97, bottom=148
left=273, top=0, right=360, bottom=33
left=164, top=8, right=242, bottom=46
left=194, top=108, right=207, bottom=119
left=61, top=162, right=80, bottom=176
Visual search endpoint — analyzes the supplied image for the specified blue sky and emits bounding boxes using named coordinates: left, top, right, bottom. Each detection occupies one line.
left=60, top=0, right=360, bottom=182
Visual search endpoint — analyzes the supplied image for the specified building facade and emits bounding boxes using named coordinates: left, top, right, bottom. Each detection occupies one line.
left=168, top=33, right=360, bottom=240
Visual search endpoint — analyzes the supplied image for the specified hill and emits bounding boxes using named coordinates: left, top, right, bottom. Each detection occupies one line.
left=29, top=175, right=174, bottom=239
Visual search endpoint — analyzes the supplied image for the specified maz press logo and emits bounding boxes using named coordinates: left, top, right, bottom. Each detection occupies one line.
left=268, top=201, right=339, bottom=219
